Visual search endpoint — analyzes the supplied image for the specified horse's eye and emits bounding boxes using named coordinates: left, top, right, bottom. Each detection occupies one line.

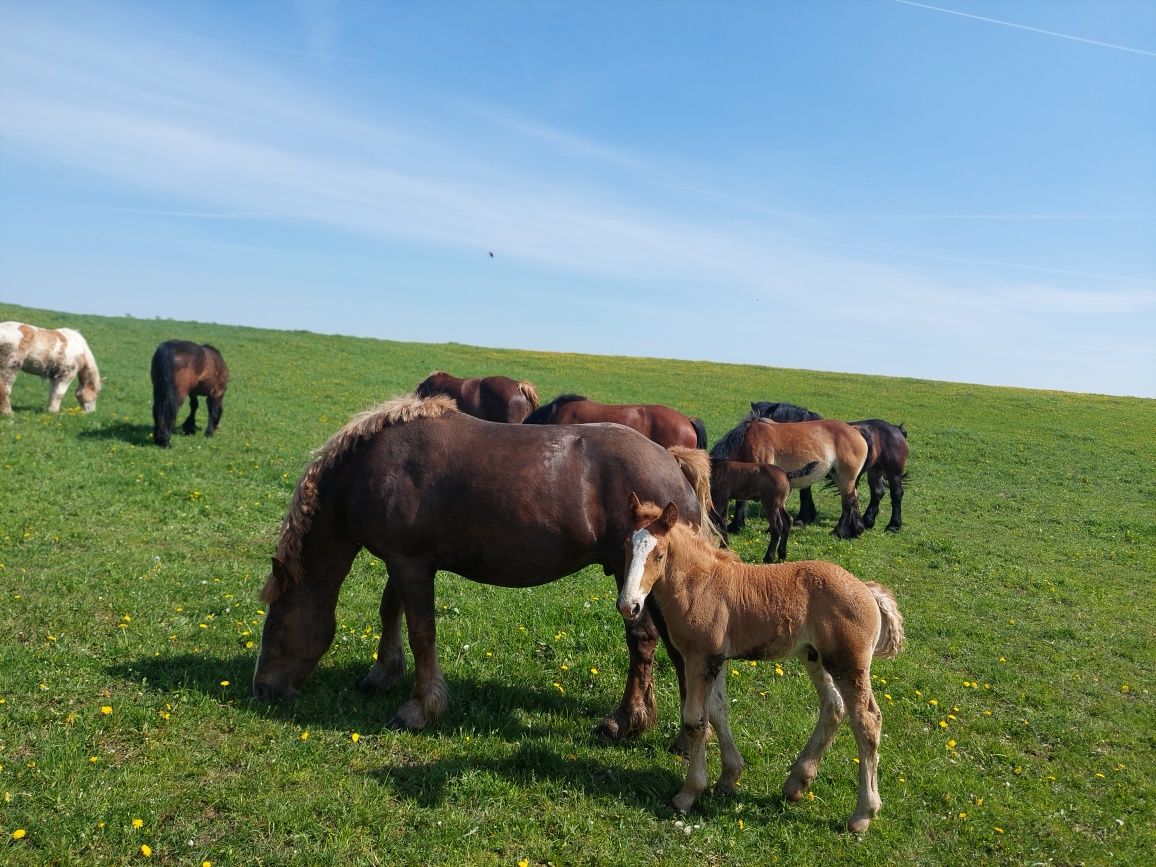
left=654, top=552, right=664, bottom=561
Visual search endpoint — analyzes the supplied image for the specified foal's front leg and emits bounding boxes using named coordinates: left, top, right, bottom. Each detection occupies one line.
left=672, top=654, right=718, bottom=813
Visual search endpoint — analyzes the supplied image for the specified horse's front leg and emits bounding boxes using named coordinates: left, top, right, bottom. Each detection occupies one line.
left=382, top=556, right=448, bottom=731
left=672, top=653, right=717, bottom=813
left=205, top=394, right=224, bottom=436
left=862, top=467, right=885, bottom=530
left=46, top=375, right=72, bottom=413
left=0, top=367, right=17, bottom=415
left=726, top=500, right=748, bottom=534
left=885, top=473, right=904, bottom=532
left=797, top=486, right=818, bottom=524
left=182, top=395, right=199, bottom=435
left=358, top=576, right=406, bottom=693
left=598, top=597, right=663, bottom=741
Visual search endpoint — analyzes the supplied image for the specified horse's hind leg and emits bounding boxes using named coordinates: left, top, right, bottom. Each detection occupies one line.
left=727, top=499, right=749, bottom=534
left=833, top=472, right=866, bottom=540
left=784, top=653, right=845, bottom=801
left=358, top=577, right=406, bottom=693
left=862, top=467, right=885, bottom=530
left=709, top=670, right=745, bottom=795
left=833, top=668, right=884, bottom=833
left=182, top=395, right=199, bottom=435
left=885, top=474, right=904, bottom=532
left=205, top=393, right=223, bottom=437
left=797, top=486, right=818, bottom=524
left=384, top=556, right=449, bottom=731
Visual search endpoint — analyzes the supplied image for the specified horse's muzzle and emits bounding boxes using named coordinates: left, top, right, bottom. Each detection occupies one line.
left=252, top=680, right=298, bottom=702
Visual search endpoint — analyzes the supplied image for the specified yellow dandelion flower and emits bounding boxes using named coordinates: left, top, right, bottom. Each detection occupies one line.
left=100, top=705, right=112, bottom=715
left=915, top=689, right=922, bottom=697
left=299, top=731, right=310, bottom=741
left=518, top=860, right=529, bottom=867
left=132, top=818, right=143, bottom=828
left=883, top=693, right=892, bottom=701
left=203, top=862, right=213, bottom=867
left=946, top=739, right=956, bottom=749
left=552, top=682, right=565, bottom=694
left=807, top=791, right=815, bottom=801
left=959, top=811, right=968, bottom=820
left=12, top=829, right=27, bottom=840
left=939, top=720, right=948, bottom=729
left=983, top=709, right=992, bottom=716
left=141, top=844, right=152, bottom=857
left=351, top=732, right=360, bottom=742
left=994, top=826, right=1004, bottom=834
left=974, top=797, right=983, bottom=806
left=1121, top=683, right=1130, bottom=693
left=1095, top=772, right=1105, bottom=779
left=738, top=818, right=745, bottom=830
left=219, top=680, right=230, bottom=687
left=245, top=641, right=254, bottom=649
left=590, top=667, right=599, bottom=675
left=929, top=699, right=938, bottom=706
left=560, top=664, right=569, bottom=670
left=1014, top=766, right=1022, bottom=775
left=89, top=756, right=99, bottom=763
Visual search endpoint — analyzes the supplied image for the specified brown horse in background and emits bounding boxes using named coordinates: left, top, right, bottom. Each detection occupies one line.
left=618, top=496, right=904, bottom=832
left=712, top=415, right=868, bottom=538
left=253, top=394, right=715, bottom=740
left=415, top=370, right=539, bottom=423
left=525, top=394, right=707, bottom=449
left=151, top=340, right=229, bottom=447
left=749, top=402, right=910, bottom=532
left=709, top=459, right=793, bottom=562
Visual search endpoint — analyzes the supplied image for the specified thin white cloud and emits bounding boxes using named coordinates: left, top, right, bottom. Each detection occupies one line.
left=889, top=0, right=1156, bottom=58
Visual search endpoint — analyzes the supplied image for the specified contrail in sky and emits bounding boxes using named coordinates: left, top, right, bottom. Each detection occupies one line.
left=889, top=0, right=1156, bottom=58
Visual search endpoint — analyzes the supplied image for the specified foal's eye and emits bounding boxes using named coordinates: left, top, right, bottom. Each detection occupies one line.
left=654, top=552, right=664, bottom=561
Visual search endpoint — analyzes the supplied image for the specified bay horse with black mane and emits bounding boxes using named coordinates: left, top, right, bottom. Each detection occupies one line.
left=619, top=496, right=905, bottom=832
left=712, top=411, right=868, bottom=539
left=151, top=340, right=229, bottom=447
left=0, top=321, right=101, bottom=415
left=415, top=370, right=540, bottom=423
left=750, top=402, right=909, bottom=532
left=253, top=394, right=715, bottom=740
left=525, top=394, right=707, bottom=449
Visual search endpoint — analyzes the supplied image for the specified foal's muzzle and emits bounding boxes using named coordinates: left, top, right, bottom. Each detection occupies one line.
left=618, top=599, right=643, bottom=621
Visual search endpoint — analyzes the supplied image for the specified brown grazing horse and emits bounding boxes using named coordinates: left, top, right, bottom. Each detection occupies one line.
left=709, top=459, right=793, bottom=562
left=749, top=402, right=910, bottom=532
left=712, top=415, right=868, bottom=538
left=524, top=394, right=707, bottom=449
left=0, top=321, right=101, bottom=415
left=253, top=394, right=715, bottom=740
left=415, top=370, right=540, bottom=423
left=619, top=496, right=905, bottom=833
left=150, top=340, right=229, bottom=447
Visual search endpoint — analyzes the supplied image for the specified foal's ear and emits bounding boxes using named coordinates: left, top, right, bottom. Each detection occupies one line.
left=659, top=501, right=679, bottom=528
left=628, top=491, right=644, bottom=514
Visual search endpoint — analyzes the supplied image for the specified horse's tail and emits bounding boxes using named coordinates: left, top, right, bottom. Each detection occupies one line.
left=854, top=424, right=874, bottom=486
left=866, top=581, right=905, bottom=659
left=151, top=344, right=180, bottom=446
left=517, top=381, right=540, bottom=411
left=668, top=445, right=722, bottom=545
left=690, top=417, right=708, bottom=450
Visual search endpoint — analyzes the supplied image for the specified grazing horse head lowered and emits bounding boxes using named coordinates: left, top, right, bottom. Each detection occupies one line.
left=0, top=321, right=101, bottom=415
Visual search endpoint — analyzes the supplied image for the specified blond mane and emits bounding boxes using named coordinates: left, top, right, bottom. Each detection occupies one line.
left=266, top=393, right=457, bottom=599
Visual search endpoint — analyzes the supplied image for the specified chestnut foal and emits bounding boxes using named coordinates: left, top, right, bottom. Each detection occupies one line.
left=618, top=495, right=905, bottom=832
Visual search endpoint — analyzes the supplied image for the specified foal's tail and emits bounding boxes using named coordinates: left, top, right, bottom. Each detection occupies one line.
left=866, top=581, right=905, bottom=659
left=151, top=344, right=179, bottom=447
left=668, top=445, right=722, bottom=545
left=690, top=417, right=708, bottom=450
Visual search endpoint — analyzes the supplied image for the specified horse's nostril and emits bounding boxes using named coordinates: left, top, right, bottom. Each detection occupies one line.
left=631, top=602, right=641, bottom=619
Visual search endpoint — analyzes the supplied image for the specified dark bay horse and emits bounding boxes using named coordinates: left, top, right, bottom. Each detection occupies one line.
left=711, top=414, right=868, bottom=539
left=525, top=394, right=707, bottom=449
left=151, top=340, right=229, bottom=447
left=709, top=459, right=793, bottom=562
left=415, top=370, right=540, bottom=423
left=619, top=496, right=905, bottom=831
left=750, top=402, right=909, bottom=532
left=253, top=394, right=715, bottom=739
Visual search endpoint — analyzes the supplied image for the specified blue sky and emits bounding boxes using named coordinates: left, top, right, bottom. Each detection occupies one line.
left=1, top=1, right=1153, bottom=397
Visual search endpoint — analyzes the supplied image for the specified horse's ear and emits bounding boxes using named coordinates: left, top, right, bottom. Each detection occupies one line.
left=660, top=501, right=679, bottom=528
left=628, top=491, right=643, bottom=515
left=271, top=556, right=291, bottom=582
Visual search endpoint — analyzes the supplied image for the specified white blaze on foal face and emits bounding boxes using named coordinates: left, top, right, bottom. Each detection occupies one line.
left=618, top=528, right=659, bottom=620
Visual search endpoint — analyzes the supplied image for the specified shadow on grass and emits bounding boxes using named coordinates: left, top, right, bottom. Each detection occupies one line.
left=108, top=653, right=630, bottom=742
left=78, top=420, right=154, bottom=444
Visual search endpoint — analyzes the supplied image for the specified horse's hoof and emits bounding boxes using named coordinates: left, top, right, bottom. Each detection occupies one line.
left=356, top=674, right=381, bottom=693
left=847, top=816, right=871, bottom=834
left=885, top=524, right=901, bottom=533
left=385, top=714, right=416, bottom=732
left=671, top=794, right=696, bottom=814
left=594, top=716, right=626, bottom=742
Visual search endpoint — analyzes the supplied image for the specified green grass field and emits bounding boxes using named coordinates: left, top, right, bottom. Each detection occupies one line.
left=1, top=300, right=1152, bottom=865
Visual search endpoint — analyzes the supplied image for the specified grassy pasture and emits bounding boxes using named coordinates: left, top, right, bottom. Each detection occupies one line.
left=0, top=300, right=1152, bottom=865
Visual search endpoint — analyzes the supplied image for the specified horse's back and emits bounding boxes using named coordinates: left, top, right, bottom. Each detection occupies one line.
left=339, top=413, right=699, bottom=584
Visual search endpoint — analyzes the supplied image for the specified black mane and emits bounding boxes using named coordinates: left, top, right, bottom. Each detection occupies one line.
left=523, top=393, right=588, bottom=425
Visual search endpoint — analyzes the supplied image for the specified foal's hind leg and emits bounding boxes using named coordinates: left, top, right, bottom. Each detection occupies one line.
left=182, top=395, right=199, bottom=435
left=727, top=500, right=749, bottom=534
left=784, top=653, right=845, bottom=801
left=833, top=669, right=884, bottom=833
left=383, top=557, right=449, bottom=731
left=358, top=577, right=406, bottom=693
left=885, top=474, right=904, bottom=532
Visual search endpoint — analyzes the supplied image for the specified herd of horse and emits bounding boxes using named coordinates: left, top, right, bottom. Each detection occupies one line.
left=4, top=321, right=911, bottom=832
